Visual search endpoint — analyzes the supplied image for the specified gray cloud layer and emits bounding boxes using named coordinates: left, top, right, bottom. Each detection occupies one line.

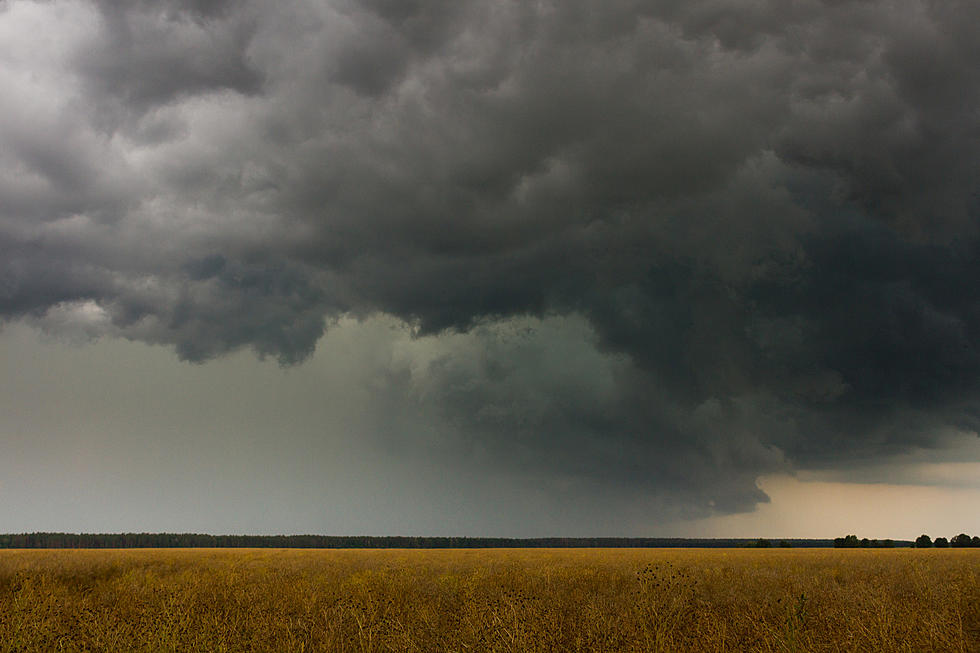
left=1, top=0, right=978, bottom=519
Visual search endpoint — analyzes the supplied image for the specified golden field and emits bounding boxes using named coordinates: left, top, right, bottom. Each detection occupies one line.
left=0, top=547, right=977, bottom=652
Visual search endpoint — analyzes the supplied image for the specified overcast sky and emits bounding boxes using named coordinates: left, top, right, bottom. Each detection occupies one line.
left=1, top=0, right=979, bottom=538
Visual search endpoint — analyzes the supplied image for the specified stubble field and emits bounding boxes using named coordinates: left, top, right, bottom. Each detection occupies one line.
left=0, top=547, right=977, bottom=652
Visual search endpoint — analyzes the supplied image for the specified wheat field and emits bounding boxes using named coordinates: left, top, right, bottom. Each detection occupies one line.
left=0, top=547, right=977, bottom=652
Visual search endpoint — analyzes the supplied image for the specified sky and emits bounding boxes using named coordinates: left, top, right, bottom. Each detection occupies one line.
left=1, top=0, right=979, bottom=539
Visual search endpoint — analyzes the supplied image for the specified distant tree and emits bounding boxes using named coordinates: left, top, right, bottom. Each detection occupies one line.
left=755, top=538, right=772, bottom=548
left=834, top=534, right=861, bottom=548
left=860, top=538, right=870, bottom=548
left=779, top=540, right=792, bottom=548
left=915, top=534, right=933, bottom=548
left=972, top=536, right=980, bottom=548
left=934, top=537, right=949, bottom=548
left=950, top=533, right=972, bottom=548
left=882, top=539, right=895, bottom=548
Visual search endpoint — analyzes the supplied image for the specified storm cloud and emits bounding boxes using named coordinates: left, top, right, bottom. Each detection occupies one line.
left=1, top=0, right=979, bottom=520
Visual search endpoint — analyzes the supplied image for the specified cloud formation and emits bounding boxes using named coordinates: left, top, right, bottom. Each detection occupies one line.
left=1, top=0, right=978, bottom=519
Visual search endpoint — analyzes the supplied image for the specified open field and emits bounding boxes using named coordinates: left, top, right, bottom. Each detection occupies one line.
left=0, top=548, right=977, bottom=652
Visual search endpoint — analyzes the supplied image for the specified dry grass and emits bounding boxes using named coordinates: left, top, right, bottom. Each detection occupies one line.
left=0, top=547, right=977, bottom=652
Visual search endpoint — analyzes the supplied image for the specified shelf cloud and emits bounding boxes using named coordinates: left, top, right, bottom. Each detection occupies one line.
left=1, top=0, right=978, bottom=521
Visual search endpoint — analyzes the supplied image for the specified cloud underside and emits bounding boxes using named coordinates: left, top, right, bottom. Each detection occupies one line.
left=1, top=0, right=979, bottom=518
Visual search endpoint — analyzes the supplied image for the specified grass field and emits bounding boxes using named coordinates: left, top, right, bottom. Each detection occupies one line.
left=0, top=548, right=977, bottom=652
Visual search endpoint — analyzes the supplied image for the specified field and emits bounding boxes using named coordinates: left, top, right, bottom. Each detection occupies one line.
left=0, top=548, right=977, bottom=652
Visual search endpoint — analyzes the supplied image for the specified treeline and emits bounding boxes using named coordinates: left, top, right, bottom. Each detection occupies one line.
left=745, top=539, right=797, bottom=548
left=833, top=533, right=980, bottom=548
left=833, top=535, right=902, bottom=548
left=0, top=533, right=836, bottom=549
left=913, top=534, right=980, bottom=548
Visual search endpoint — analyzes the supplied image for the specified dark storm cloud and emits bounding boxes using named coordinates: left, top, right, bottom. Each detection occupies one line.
left=84, top=0, right=264, bottom=111
left=376, top=317, right=785, bottom=515
left=1, top=0, right=979, bottom=517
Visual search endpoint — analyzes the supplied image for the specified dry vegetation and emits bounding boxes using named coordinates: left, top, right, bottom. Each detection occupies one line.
left=0, top=547, right=977, bottom=652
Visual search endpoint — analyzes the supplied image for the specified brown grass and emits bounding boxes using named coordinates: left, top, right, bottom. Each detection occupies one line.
left=0, top=547, right=977, bottom=652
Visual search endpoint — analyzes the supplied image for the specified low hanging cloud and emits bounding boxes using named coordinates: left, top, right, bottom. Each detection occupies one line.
left=1, top=0, right=979, bottom=518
